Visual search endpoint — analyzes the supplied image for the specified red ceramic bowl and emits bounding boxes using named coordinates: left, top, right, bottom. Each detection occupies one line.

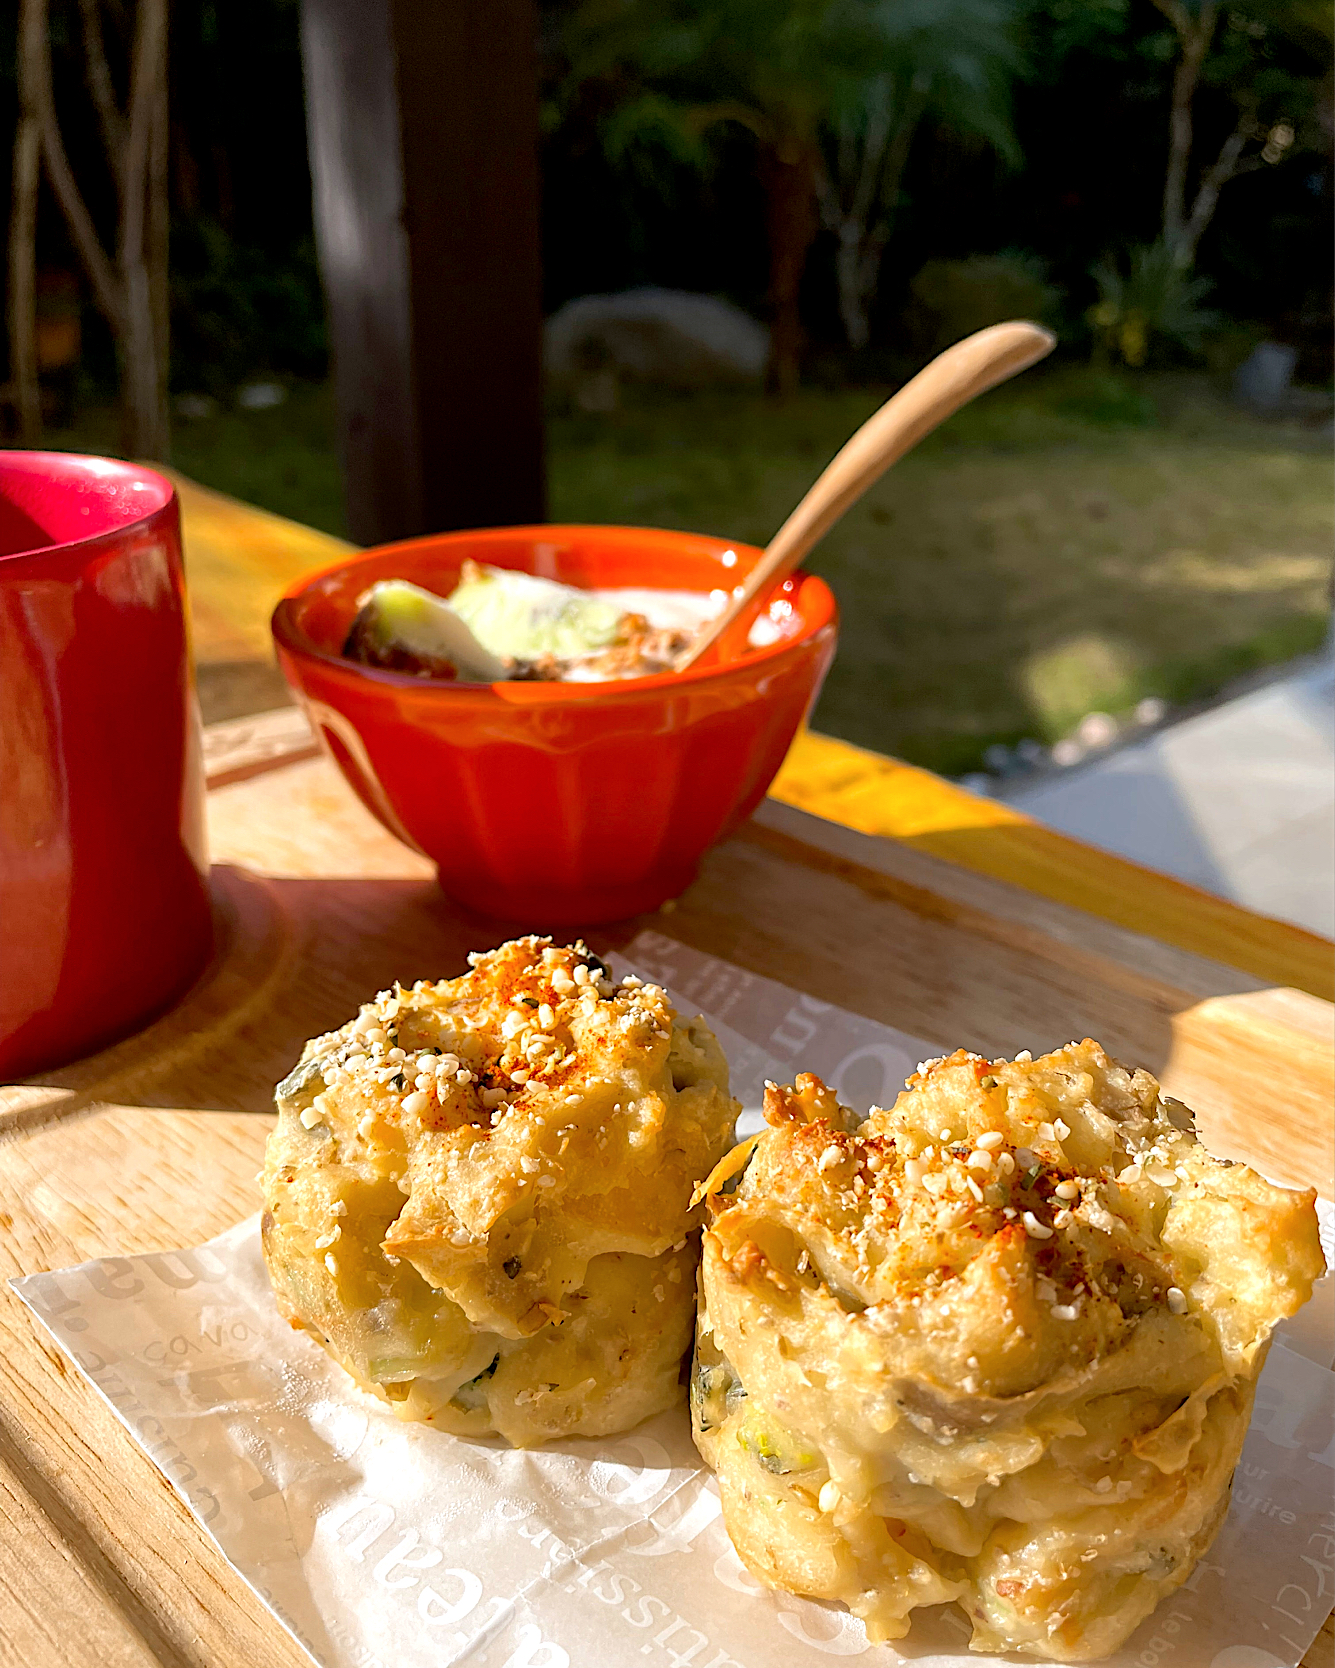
left=272, top=525, right=837, bottom=923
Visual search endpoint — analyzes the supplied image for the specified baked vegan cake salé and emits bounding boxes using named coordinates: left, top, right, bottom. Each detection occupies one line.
left=261, top=937, right=737, bottom=1446
left=692, top=1041, right=1322, bottom=1662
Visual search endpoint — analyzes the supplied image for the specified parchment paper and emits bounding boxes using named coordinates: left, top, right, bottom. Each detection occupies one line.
left=12, top=933, right=1334, bottom=1668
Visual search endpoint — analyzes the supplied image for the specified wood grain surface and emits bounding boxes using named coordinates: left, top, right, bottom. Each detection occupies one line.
left=172, top=459, right=1334, bottom=1000
left=1, top=741, right=1330, bottom=1668
left=770, top=727, right=1335, bottom=1003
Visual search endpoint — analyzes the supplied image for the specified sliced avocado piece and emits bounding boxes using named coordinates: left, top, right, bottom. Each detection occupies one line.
left=343, top=579, right=507, bottom=682
left=448, top=562, right=623, bottom=661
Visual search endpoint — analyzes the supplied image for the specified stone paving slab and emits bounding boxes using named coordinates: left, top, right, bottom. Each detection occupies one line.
left=1006, top=654, right=1335, bottom=939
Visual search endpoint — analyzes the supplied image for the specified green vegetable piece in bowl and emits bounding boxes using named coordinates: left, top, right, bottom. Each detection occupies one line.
left=343, top=579, right=507, bottom=682
left=449, top=561, right=623, bottom=661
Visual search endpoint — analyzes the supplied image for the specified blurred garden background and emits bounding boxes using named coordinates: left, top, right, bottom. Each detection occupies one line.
left=2, top=0, right=1331, bottom=777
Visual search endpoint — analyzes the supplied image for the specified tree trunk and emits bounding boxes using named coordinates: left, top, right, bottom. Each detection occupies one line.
left=1158, top=1, right=1217, bottom=268
left=816, top=78, right=927, bottom=354
left=27, top=0, right=173, bottom=456
left=120, top=266, right=162, bottom=457
left=148, top=65, right=170, bottom=450
left=760, top=141, right=818, bottom=398
left=24, top=0, right=122, bottom=328
left=833, top=225, right=880, bottom=352
left=117, top=0, right=169, bottom=458
left=7, top=114, right=41, bottom=443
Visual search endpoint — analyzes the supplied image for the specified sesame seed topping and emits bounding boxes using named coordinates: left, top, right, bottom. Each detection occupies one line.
left=299, top=1106, right=323, bottom=1129
left=818, top=1481, right=841, bottom=1513
left=966, top=1177, right=985, bottom=1203
left=1054, top=1180, right=1079, bottom=1200
left=1166, top=1286, right=1188, bottom=1314
left=976, top=1131, right=1005, bottom=1151
left=1051, top=1302, right=1079, bottom=1321
left=1022, top=1211, right=1054, bottom=1240
left=401, top=1091, right=430, bottom=1117
left=1053, top=1118, right=1071, bottom=1140
left=968, top=1150, right=994, bottom=1172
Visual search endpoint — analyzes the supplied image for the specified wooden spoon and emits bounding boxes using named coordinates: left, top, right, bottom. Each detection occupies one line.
left=674, top=319, right=1056, bottom=673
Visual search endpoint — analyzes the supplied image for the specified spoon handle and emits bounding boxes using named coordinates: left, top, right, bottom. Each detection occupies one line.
left=675, top=319, right=1056, bottom=672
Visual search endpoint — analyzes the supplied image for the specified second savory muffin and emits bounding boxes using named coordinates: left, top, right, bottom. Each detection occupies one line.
left=693, top=1042, right=1323, bottom=1661
left=262, top=936, right=737, bottom=1445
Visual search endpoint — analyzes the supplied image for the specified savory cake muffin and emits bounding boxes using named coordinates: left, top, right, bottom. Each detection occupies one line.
left=262, top=936, right=737, bottom=1445
left=692, top=1042, right=1323, bottom=1661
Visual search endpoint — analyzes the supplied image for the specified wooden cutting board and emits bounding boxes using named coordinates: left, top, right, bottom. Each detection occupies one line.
left=1, top=729, right=1331, bottom=1668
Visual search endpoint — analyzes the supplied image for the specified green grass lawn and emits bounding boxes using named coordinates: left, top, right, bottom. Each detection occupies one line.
left=46, top=367, right=1332, bottom=776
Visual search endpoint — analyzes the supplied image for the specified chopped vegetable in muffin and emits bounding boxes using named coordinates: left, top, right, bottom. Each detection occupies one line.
left=693, top=1041, right=1323, bottom=1660
left=262, top=936, right=737, bottom=1445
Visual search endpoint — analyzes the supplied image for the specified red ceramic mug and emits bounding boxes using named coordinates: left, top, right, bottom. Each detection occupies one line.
left=0, top=453, right=212, bottom=1079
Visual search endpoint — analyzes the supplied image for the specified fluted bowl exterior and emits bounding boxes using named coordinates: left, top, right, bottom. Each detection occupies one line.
left=271, top=524, right=837, bottom=923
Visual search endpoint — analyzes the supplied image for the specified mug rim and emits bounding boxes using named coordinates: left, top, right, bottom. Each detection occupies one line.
left=271, top=522, right=839, bottom=703
left=0, top=451, right=177, bottom=566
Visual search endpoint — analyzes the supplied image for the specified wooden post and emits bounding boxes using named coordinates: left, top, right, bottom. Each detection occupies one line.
left=301, top=0, right=546, bottom=545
